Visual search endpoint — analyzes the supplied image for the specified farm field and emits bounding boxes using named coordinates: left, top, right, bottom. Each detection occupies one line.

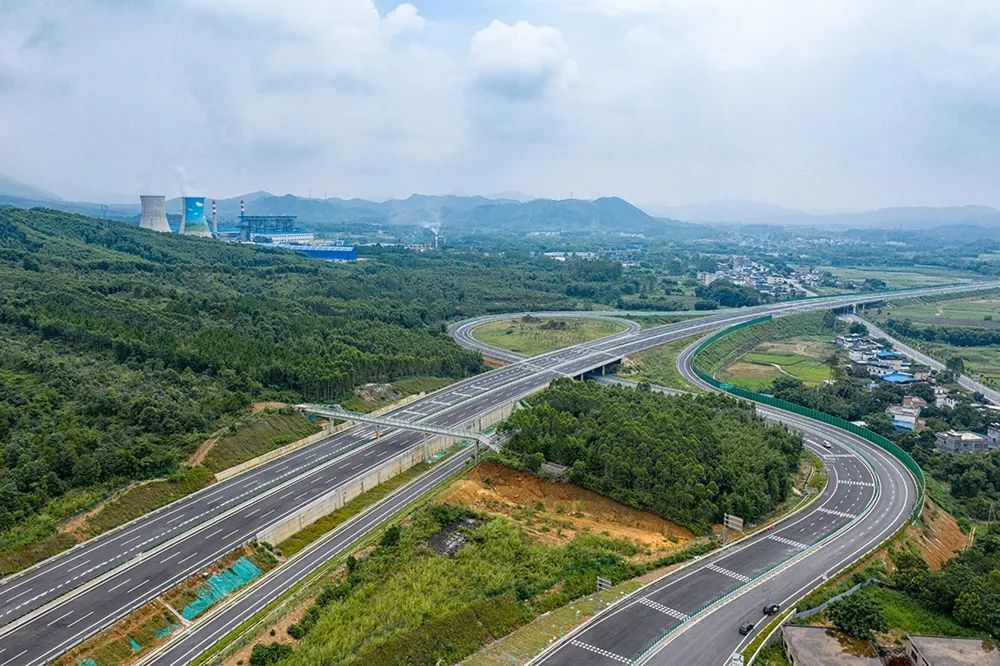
left=872, top=293, right=1000, bottom=329
left=820, top=265, right=977, bottom=289
left=869, top=293, right=1000, bottom=389
left=471, top=316, right=628, bottom=356
left=717, top=339, right=837, bottom=391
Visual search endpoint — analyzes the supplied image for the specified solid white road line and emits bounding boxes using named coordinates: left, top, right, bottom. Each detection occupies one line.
left=66, top=610, right=93, bottom=627
left=126, top=580, right=148, bottom=594
left=65, top=560, right=91, bottom=573
left=0, top=649, right=27, bottom=666
left=46, top=609, right=74, bottom=626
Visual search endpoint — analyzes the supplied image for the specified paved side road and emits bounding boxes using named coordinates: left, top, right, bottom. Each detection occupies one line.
left=844, top=314, right=1000, bottom=406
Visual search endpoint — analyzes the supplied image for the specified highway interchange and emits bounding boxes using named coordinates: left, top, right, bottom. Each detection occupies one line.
left=0, top=282, right=996, bottom=665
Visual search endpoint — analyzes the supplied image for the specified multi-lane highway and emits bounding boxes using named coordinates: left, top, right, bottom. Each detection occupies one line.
left=1, top=281, right=996, bottom=665
left=533, top=337, right=915, bottom=665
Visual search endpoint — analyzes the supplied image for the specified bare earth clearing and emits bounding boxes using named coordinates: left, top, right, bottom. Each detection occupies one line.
left=441, top=461, right=694, bottom=558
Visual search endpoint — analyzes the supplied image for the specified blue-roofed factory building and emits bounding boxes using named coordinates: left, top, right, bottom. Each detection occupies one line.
left=275, top=244, right=358, bottom=262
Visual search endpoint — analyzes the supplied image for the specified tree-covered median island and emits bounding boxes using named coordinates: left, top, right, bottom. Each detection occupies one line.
left=497, top=379, right=803, bottom=533
left=0, top=208, right=665, bottom=562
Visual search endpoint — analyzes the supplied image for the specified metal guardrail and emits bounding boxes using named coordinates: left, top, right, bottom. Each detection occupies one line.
left=689, top=316, right=926, bottom=524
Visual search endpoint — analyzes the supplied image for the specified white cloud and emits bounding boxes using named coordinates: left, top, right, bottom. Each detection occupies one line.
left=469, top=20, right=575, bottom=99
left=384, top=3, right=426, bottom=39
left=1, top=1, right=999, bottom=209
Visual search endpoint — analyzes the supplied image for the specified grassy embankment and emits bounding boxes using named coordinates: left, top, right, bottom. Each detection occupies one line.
left=718, top=340, right=837, bottom=391
left=616, top=333, right=706, bottom=391
left=470, top=317, right=628, bottom=357
left=200, top=410, right=321, bottom=473
left=0, top=410, right=318, bottom=576
left=341, top=376, right=454, bottom=413
left=695, top=312, right=840, bottom=392
left=867, top=292, right=1000, bottom=388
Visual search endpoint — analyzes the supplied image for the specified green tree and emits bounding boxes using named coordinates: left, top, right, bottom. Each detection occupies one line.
left=848, top=322, right=868, bottom=335
left=827, top=593, right=887, bottom=639
left=250, top=642, right=293, bottom=666
left=380, top=525, right=402, bottom=549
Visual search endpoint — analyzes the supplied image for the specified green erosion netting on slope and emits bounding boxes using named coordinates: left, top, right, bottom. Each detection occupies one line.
left=181, top=557, right=261, bottom=621
left=693, top=315, right=926, bottom=523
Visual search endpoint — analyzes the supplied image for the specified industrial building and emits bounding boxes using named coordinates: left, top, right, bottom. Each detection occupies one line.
left=139, top=195, right=171, bottom=232
left=134, top=195, right=354, bottom=261
left=180, top=197, right=211, bottom=237
left=275, top=244, right=357, bottom=261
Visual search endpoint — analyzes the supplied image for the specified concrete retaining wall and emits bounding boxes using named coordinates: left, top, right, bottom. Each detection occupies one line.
left=254, top=401, right=515, bottom=546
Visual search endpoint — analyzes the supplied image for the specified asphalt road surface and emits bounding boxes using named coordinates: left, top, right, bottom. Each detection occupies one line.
left=533, top=337, right=915, bottom=665
left=0, top=281, right=994, bottom=665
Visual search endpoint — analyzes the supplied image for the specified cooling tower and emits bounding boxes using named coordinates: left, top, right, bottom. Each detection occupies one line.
left=180, top=196, right=211, bottom=237
left=139, top=195, right=171, bottom=232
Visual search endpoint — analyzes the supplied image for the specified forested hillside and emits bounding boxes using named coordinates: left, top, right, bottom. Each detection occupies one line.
left=0, top=208, right=630, bottom=545
left=499, top=380, right=803, bottom=532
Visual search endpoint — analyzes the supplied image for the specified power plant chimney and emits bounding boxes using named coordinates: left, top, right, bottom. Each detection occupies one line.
left=180, top=196, right=211, bottom=237
left=139, top=195, right=171, bottom=232
left=211, top=199, right=218, bottom=237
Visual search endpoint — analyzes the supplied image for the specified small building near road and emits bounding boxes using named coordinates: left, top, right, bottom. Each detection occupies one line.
left=886, top=405, right=922, bottom=431
left=935, top=430, right=988, bottom=453
left=908, top=634, right=1000, bottom=666
left=882, top=371, right=917, bottom=385
left=782, top=626, right=881, bottom=665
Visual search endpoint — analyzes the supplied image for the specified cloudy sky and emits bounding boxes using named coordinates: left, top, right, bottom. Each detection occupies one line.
left=1, top=0, right=998, bottom=210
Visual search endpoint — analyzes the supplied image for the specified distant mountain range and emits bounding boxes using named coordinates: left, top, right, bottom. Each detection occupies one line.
left=646, top=199, right=1000, bottom=229
left=2, top=174, right=998, bottom=235
left=0, top=176, right=706, bottom=238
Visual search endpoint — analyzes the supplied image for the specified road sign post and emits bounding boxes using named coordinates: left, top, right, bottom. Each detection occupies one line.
left=723, top=513, right=744, bottom=545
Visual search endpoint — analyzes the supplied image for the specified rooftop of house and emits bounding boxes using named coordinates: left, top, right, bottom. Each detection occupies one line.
left=908, top=635, right=1000, bottom=666
left=783, top=626, right=881, bottom=666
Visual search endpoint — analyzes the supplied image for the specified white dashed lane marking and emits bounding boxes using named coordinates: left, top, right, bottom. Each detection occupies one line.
left=705, top=563, right=750, bottom=583
left=570, top=640, right=631, bottom=663
left=816, top=507, right=856, bottom=519
left=638, top=597, right=689, bottom=621
left=768, top=534, right=807, bottom=549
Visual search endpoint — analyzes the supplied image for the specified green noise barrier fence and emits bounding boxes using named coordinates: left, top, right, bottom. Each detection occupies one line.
left=691, top=314, right=925, bottom=524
